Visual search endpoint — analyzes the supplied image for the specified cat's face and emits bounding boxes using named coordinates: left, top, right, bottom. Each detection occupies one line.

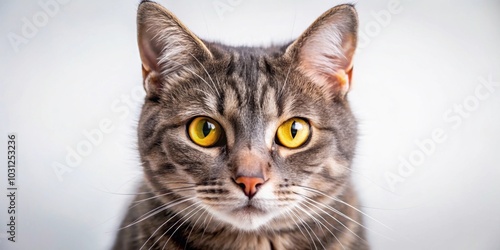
left=136, top=2, right=358, bottom=231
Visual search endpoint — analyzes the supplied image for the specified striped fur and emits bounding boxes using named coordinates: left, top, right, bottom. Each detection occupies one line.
left=114, top=1, right=368, bottom=249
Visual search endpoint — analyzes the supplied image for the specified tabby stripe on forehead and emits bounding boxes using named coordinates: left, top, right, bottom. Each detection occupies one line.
left=240, top=52, right=259, bottom=86
left=247, top=53, right=262, bottom=112
left=216, top=90, right=225, bottom=115
left=258, top=83, right=269, bottom=111
left=276, top=93, right=284, bottom=117
left=260, top=68, right=281, bottom=117
left=224, top=81, right=243, bottom=113
left=229, top=77, right=247, bottom=107
left=225, top=53, right=235, bottom=76
left=248, top=86, right=257, bottom=112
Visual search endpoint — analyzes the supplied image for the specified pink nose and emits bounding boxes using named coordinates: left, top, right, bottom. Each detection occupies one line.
left=234, top=176, right=265, bottom=198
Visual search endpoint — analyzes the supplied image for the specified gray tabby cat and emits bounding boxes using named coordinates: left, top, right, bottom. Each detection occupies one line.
left=113, top=1, right=368, bottom=249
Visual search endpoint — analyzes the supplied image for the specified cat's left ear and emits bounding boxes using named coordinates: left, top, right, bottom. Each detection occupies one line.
left=137, top=1, right=212, bottom=98
left=285, top=4, right=358, bottom=97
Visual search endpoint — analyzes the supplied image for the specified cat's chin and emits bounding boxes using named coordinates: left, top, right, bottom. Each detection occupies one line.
left=211, top=205, right=276, bottom=231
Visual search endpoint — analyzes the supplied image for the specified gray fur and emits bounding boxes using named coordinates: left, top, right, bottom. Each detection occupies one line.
left=114, top=1, right=368, bottom=249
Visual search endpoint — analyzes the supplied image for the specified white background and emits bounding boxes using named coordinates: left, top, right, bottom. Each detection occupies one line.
left=1, top=0, right=499, bottom=249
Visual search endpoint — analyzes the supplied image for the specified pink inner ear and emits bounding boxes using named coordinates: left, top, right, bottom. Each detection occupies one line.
left=139, top=36, right=161, bottom=74
left=297, top=26, right=356, bottom=95
left=289, top=4, right=357, bottom=96
left=298, top=48, right=351, bottom=94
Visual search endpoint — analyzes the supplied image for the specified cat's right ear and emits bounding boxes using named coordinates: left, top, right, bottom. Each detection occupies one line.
left=137, top=1, right=212, bottom=99
left=285, top=4, right=358, bottom=98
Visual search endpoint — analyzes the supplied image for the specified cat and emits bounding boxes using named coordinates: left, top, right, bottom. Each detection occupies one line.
left=113, top=1, right=368, bottom=249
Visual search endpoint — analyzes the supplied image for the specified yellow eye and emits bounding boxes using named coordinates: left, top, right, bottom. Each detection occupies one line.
left=188, top=117, right=223, bottom=147
left=276, top=118, right=310, bottom=148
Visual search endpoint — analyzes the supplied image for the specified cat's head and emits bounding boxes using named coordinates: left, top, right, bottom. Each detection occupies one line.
left=136, top=1, right=358, bottom=231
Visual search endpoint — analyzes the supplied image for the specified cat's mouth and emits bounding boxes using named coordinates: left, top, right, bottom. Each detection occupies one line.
left=223, top=203, right=272, bottom=231
left=230, top=201, right=268, bottom=217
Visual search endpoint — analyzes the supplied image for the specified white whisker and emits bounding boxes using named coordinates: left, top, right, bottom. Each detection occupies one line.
left=200, top=213, right=214, bottom=241
left=186, top=50, right=221, bottom=98
left=298, top=193, right=367, bottom=242
left=280, top=209, right=309, bottom=248
left=162, top=204, right=205, bottom=250
left=294, top=204, right=331, bottom=250
left=184, top=208, right=209, bottom=249
left=289, top=207, right=320, bottom=250
left=140, top=201, right=202, bottom=250
left=165, top=58, right=219, bottom=98
left=132, top=186, right=196, bottom=207
left=299, top=185, right=396, bottom=233
left=298, top=200, right=346, bottom=250
left=339, top=165, right=396, bottom=194
left=279, top=64, right=293, bottom=99
left=121, top=197, right=196, bottom=230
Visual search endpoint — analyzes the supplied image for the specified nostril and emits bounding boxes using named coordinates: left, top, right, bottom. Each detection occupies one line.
left=234, top=176, right=266, bottom=198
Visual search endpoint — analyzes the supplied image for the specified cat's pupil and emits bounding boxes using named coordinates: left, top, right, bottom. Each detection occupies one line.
left=291, top=121, right=301, bottom=138
left=202, top=121, right=214, bottom=137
